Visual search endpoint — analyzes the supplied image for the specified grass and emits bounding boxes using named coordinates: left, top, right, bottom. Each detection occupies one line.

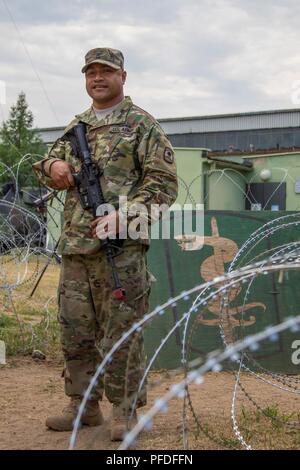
left=181, top=402, right=300, bottom=450
left=0, top=255, right=62, bottom=359
left=238, top=403, right=300, bottom=449
left=1, top=255, right=300, bottom=449
left=0, top=311, right=60, bottom=357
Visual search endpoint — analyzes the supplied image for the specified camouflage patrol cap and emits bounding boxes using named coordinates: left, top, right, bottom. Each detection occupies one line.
left=81, top=47, right=124, bottom=73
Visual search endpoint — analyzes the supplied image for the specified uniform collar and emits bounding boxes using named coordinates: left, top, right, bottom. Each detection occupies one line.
left=75, top=96, right=133, bottom=129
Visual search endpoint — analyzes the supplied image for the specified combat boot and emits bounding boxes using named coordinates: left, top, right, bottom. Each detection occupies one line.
left=46, top=397, right=103, bottom=431
left=110, top=405, right=138, bottom=441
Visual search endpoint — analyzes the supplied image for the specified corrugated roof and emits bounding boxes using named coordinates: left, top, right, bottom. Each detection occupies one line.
left=37, top=108, right=300, bottom=143
left=159, top=108, right=300, bottom=134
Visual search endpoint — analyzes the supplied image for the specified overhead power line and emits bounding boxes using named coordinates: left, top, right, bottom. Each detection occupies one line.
left=2, top=0, right=60, bottom=125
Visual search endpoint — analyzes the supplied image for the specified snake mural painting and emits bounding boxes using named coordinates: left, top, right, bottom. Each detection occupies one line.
left=145, top=211, right=300, bottom=371
left=196, top=217, right=266, bottom=343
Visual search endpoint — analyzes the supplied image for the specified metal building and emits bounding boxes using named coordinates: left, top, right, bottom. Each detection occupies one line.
left=39, top=107, right=300, bottom=152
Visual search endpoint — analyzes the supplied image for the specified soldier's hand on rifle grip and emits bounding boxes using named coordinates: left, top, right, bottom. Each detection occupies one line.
left=91, top=211, right=120, bottom=239
left=49, top=161, right=75, bottom=189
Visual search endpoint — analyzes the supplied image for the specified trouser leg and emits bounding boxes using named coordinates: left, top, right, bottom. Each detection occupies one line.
left=89, top=243, right=150, bottom=409
left=58, top=254, right=104, bottom=401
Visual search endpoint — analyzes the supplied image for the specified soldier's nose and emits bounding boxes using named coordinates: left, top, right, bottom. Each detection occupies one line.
left=94, top=73, right=105, bottom=80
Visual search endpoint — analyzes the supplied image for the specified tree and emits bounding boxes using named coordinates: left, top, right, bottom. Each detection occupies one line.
left=0, top=92, right=46, bottom=186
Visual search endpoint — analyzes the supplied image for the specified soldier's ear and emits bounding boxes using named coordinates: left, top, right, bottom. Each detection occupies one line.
left=121, top=70, right=127, bottom=85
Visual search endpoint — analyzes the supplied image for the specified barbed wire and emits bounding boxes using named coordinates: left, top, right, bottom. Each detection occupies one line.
left=1, top=160, right=300, bottom=450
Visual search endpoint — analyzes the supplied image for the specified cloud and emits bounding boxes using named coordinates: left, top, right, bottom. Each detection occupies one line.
left=0, top=0, right=299, bottom=128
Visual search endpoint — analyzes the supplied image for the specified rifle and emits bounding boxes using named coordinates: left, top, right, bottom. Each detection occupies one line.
left=72, top=122, right=126, bottom=301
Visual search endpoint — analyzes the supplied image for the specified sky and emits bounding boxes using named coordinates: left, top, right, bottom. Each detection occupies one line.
left=1, top=0, right=300, bottom=128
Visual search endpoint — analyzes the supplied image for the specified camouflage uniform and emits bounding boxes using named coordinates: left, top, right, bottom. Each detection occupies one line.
left=33, top=96, right=178, bottom=409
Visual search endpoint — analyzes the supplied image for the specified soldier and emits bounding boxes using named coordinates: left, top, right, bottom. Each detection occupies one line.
left=32, top=47, right=178, bottom=441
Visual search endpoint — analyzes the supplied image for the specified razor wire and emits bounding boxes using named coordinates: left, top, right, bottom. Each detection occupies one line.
left=1, top=161, right=300, bottom=449
left=0, top=155, right=63, bottom=354
left=70, top=253, right=300, bottom=450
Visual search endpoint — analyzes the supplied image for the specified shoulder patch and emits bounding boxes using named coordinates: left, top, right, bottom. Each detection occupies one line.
left=163, top=147, right=174, bottom=164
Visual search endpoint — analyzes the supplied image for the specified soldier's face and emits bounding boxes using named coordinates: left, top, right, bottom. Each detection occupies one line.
left=85, top=63, right=127, bottom=108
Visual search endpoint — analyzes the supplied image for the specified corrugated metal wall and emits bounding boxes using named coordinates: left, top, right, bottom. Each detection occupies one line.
left=169, top=127, right=300, bottom=152
left=160, top=109, right=300, bottom=134
left=38, top=109, right=300, bottom=151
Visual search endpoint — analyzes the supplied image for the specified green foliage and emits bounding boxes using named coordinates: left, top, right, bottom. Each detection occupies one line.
left=0, top=92, right=46, bottom=185
left=262, top=404, right=295, bottom=430
left=0, top=311, right=60, bottom=358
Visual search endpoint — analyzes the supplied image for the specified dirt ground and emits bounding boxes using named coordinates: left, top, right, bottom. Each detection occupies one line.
left=0, top=357, right=299, bottom=450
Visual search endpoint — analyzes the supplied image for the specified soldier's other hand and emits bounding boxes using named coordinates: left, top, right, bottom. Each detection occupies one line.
left=49, top=161, right=75, bottom=189
left=91, top=211, right=120, bottom=239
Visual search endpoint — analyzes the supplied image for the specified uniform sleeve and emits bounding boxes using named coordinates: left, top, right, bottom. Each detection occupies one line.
left=32, top=117, right=79, bottom=188
left=125, top=124, right=178, bottom=223
left=32, top=139, right=69, bottom=188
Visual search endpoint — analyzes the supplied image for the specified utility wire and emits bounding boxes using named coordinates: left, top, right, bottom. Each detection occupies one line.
left=2, top=0, right=60, bottom=125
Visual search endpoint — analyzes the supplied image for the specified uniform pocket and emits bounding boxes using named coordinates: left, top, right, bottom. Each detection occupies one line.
left=105, top=132, right=138, bottom=175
